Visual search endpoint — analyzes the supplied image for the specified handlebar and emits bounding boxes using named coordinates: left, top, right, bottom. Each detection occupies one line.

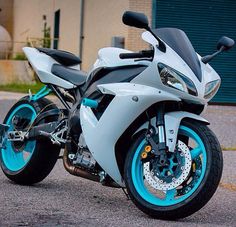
left=119, top=50, right=154, bottom=59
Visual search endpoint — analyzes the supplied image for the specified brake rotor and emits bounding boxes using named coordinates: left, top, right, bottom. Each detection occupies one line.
left=143, top=140, right=192, bottom=191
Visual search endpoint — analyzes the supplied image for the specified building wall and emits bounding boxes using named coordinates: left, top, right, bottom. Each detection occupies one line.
left=13, top=0, right=54, bottom=53
left=51, top=0, right=81, bottom=54
left=12, top=0, right=152, bottom=70
left=0, top=60, right=34, bottom=84
left=13, top=0, right=81, bottom=55
left=82, top=0, right=152, bottom=71
left=0, top=0, right=13, bottom=37
left=82, top=0, right=129, bottom=70
left=126, top=0, right=152, bottom=51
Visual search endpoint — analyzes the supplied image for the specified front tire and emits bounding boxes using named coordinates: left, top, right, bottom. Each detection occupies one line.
left=124, top=119, right=223, bottom=219
left=0, top=96, right=61, bottom=185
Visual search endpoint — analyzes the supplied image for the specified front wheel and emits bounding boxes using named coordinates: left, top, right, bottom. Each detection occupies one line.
left=124, top=120, right=223, bottom=219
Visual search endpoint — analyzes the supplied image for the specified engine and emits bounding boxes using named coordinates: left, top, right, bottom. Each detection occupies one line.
left=68, top=134, right=96, bottom=170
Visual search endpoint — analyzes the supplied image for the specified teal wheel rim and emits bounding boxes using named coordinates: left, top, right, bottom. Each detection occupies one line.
left=1, top=104, right=37, bottom=171
left=131, top=125, right=207, bottom=206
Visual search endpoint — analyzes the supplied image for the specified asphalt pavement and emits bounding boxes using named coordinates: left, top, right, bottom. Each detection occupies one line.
left=0, top=93, right=235, bottom=226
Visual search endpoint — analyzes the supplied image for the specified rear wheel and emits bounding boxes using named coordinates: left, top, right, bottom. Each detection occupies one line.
left=124, top=119, right=223, bottom=219
left=0, top=97, right=60, bottom=185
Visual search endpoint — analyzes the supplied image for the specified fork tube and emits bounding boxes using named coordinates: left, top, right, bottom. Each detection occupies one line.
left=156, top=103, right=167, bottom=164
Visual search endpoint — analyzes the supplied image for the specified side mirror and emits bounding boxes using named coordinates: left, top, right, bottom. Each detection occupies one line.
left=122, top=11, right=149, bottom=29
left=202, top=36, right=235, bottom=63
left=217, top=36, right=235, bottom=51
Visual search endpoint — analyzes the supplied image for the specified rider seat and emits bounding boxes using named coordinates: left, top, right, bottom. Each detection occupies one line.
left=51, top=64, right=87, bottom=86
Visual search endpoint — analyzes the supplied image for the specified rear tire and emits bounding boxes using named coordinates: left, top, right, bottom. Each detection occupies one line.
left=0, top=96, right=61, bottom=185
left=124, top=119, right=223, bottom=219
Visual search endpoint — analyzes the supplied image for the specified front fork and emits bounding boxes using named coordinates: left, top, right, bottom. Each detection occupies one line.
left=146, top=103, right=168, bottom=165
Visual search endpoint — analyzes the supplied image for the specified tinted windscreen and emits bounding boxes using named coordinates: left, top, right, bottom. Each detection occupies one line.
left=153, top=28, right=202, bottom=81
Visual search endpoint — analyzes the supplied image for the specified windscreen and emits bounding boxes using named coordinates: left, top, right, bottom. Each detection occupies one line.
left=153, top=28, right=202, bottom=81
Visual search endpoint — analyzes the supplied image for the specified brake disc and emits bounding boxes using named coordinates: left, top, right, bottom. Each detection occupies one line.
left=143, top=141, right=192, bottom=191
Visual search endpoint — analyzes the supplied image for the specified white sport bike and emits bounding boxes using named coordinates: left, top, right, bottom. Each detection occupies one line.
left=0, top=11, right=234, bottom=219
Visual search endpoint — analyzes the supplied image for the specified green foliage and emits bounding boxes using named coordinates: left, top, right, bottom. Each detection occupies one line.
left=43, top=23, right=51, bottom=48
left=12, top=53, right=27, bottom=61
left=0, top=82, right=44, bottom=93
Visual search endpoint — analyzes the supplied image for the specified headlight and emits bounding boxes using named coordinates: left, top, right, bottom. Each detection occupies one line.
left=158, top=63, right=198, bottom=96
left=204, top=79, right=221, bottom=99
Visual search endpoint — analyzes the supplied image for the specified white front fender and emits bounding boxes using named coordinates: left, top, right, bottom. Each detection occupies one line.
left=136, top=111, right=208, bottom=153
left=164, top=111, right=209, bottom=152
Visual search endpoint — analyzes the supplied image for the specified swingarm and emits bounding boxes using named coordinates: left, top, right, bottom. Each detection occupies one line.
left=0, top=108, right=68, bottom=147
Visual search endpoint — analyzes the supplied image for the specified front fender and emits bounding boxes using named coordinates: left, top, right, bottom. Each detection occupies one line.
left=165, top=111, right=209, bottom=152
left=135, top=111, right=208, bottom=153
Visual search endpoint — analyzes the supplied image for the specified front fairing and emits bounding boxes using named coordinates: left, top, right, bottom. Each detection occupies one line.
left=90, top=47, right=150, bottom=71
left=136, top=31, right=221, bottom=104
left=89, top=30, right=220, bottom=105
left=153, top=28, right=203, bottom=82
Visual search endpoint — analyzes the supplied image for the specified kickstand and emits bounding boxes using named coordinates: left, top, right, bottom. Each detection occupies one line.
left=122, top=188, right=130, bottom=200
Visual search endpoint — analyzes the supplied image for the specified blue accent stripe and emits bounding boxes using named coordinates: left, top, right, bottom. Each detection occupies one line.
left=82, top=98, right=98, bottom=109
left=30, top=86, right=51, bottom=101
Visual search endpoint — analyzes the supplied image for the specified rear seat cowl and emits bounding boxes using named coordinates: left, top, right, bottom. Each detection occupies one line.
left=37, top=47, right=82, bottom=67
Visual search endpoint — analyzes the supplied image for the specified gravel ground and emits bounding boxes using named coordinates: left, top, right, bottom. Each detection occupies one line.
left=0, top=93, right=235, bottom=226
left=202, top=105, right=236, bottom=148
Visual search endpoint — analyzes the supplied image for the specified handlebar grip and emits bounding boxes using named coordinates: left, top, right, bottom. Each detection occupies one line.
left=119, top=50, right=154, bottom=59
left=119, top=52, right=144, bottom=59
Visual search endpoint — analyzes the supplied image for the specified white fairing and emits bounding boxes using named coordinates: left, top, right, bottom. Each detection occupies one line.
left=80, top=30, right=220, bottom=186
left=136, top=111, right=209, bottom=153
left=80, top=83, right=180, bottom=185
left=93, top=47, right=134, bottom=68
left=90, top=47, right=150, bottom=73
left=23, top=47, right=76, bottom=89
left=131, top=31, right=221, bottom=105
left=23, top=28, right=221, bottom=187
left=90, top=31, right=220, bottom=105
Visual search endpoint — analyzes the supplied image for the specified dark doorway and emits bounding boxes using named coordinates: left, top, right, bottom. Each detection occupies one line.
left=53, top=9, right=60, bottom=49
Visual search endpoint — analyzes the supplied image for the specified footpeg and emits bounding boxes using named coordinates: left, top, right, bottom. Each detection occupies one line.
left=8, top=130, right=27, bottom=142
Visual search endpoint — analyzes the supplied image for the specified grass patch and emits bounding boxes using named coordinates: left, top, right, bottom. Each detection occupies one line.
left=221, top=146, right=236, bottom=151
left=11, top=53, right=27, bottom=61
left=0, top=83, right=44, bottom=94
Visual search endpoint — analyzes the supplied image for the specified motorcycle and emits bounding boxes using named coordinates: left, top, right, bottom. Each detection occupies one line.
left=0, top=11, right=234, bottom=219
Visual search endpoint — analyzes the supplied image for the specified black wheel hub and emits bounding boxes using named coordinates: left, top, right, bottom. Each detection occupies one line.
left=12, top=115, right=31, bottom=130
left=151, top=150, right=184, bottom=184
left=11, top=115, right=31, bottom=151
